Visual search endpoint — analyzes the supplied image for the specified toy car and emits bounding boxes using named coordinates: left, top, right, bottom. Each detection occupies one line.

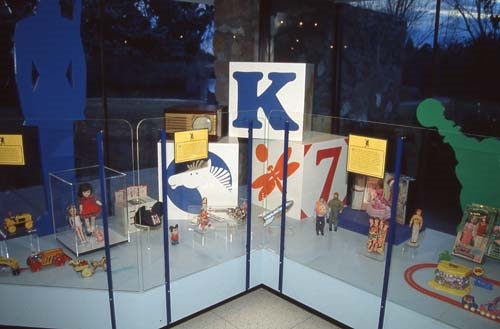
left=479, top=296, right=500, bottom=320
left=0, top=256, right=21, bottom=276
left=4, top=213, right=33, bottom=234
left=474, top=276, right=493, bottom=290
left=27, top=248, right=71, bottom=272
left=461, top=294, right=478, bottom=312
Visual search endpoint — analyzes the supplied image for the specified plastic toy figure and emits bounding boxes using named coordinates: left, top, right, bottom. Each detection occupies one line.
left=460, top=217, right=475, bottom=246
left=67, top=204, right=86, bottom=244
left=315, top=198, right=327, bottom=236
left=327, top=192, right=343, bottom=232
left=169, top=224, right=179, bottom=245
left=408, top=208, right=423, bottom=247
left=199, top=209, right=210, bottom=231
left=474, top=215, right=488, bottom=248
left=78, top=183, right=102, bottom=236
left=93, top=227, right=104, bottom=243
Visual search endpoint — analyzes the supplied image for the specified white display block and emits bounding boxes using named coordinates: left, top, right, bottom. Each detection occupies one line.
left=228, top=62, right=314, bottom=142
left=157, top=137, right=239, bottom=220
left=251, top=132, right=348, bottom=220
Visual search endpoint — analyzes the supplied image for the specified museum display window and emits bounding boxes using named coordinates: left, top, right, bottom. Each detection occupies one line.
left=1, top=1, right=499, bottom=328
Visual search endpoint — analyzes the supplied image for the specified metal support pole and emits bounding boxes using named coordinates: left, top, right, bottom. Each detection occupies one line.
left=278, top=122, right=290, bottom=293
left=97, top=131, right=116, bottom=329
left=378, top=136, right=404, bottom=329
left=160, top=130, right=172, bottom=324
left=246, top=121, right=254, bottom=290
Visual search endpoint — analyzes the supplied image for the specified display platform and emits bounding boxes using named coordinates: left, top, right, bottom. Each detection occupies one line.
left=338, top=206, right=417, bottom=245
left=56, top=218, right=129, bottom=256
left=1, top=203, right=499, bottom=329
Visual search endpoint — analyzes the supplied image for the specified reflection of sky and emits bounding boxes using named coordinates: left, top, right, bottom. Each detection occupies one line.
left=355, top=1, right=499, bottom=47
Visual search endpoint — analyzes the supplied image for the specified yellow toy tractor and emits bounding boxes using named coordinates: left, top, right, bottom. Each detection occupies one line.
left=3, top=213, right=33, bottom=234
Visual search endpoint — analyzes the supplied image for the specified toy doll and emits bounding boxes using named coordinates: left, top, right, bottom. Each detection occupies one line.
left=474, top=216, right=488, bottom=248
left=169, top=224, right=179, bottom=245
left=199, top=209, right=210, bottom=231
left=460, top=217, right=475, bottom=246
left=328, top=192, right=343, bottom=232
left=93, top=227, right=104, bottom=243
left=315, top=198, right=327, bottom=236
left=408, top=208, right=423, bottom=247
left=67, top=204, right=86, bottom=244
left=366, top=182, right=391, bottom=220
left=78, top=183, right=102, bottom=236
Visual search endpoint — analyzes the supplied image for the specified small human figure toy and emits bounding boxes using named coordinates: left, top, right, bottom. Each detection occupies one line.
left=78, top=183, right=102, bottom=236
left=408, top=208, right=424, bottom=247
left=93, top=227, right=104, bottom=243
left=474, top=216, right=488, bottom=248
left=67, top=204, right=86, bottom=244
left=199, top=209, right=210, bottom=230
left=328, top=192, right=343, bottom=232
left=460, top=217, right=475, bottom=246
left=315, top=198, right=327, bottom=236
left=169, top=224, right=179, bottom=245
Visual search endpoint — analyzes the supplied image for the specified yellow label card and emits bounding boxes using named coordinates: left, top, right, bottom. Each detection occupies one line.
left=347, top=134, right=387, bottom=178
left=0, top=134, right=25, bottom=166
left=174, top=129, right=209, bottom=163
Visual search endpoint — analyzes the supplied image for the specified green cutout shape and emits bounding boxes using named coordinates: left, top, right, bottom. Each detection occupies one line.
left=416, top=98, right=500, bottom=213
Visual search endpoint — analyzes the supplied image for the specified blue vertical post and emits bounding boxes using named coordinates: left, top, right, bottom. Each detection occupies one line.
left=278, top=121, right=290, bottom=293
left=378, top=136, right=404, bottom=329
left=160, top=130, right=172, bottom=324
left=97, top=131, right=116, bottom=329
left=245, top=121, right=253, bottom=290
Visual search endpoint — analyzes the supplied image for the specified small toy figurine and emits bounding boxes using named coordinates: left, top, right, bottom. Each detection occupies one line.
left=474, top=215, right=488, bottom=248
left=169, top=224, right=179, bottom=245
left=328, top=192, right=343, bottom=232
left=93, top=227, right=104, bottom=243
left=199, top=209, right=210, bottom=230
left=408, top=208, right=424, bottom=247
left=78, top=183, right=102, bottom=236
left=315, top=198, right=327, bottom=236
left=67, top=204, right=86, bottom=244
left=460, top=216, right=475, bottom=246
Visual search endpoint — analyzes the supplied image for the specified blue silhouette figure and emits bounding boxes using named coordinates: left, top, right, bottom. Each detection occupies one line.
left=14, top=0, right=86, bottom=235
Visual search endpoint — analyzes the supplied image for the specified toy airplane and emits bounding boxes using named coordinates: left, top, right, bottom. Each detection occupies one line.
left=262, top=200, right=294, bottom=227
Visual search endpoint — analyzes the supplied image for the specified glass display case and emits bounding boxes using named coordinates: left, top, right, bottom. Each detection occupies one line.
left=49, top=165, right=129, bottom=256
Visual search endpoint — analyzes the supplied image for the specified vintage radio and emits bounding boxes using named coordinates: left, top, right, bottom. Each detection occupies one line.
left=163, top=105, right=225, bottom=141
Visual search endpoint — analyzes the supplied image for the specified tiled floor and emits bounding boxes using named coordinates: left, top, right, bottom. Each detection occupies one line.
left=168, top=288, right=345, bottom=329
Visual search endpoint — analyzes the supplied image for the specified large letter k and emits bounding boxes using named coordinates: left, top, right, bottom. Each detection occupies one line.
left=232, top=71, right=299, bottom=130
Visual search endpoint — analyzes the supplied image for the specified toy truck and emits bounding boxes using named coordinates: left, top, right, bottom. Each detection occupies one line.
left=27, top=248, right=71, bottom=272
left=4, top=213, right=33, bottom=234
left=0, top=256, right=21, bottom=275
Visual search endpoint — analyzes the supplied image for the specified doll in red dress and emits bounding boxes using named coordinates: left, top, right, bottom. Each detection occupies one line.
left=78, top=183, right=102, bottom=236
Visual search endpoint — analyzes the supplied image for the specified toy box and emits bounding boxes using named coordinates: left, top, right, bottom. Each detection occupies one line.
left=452, top=203, right=498, bottom=263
